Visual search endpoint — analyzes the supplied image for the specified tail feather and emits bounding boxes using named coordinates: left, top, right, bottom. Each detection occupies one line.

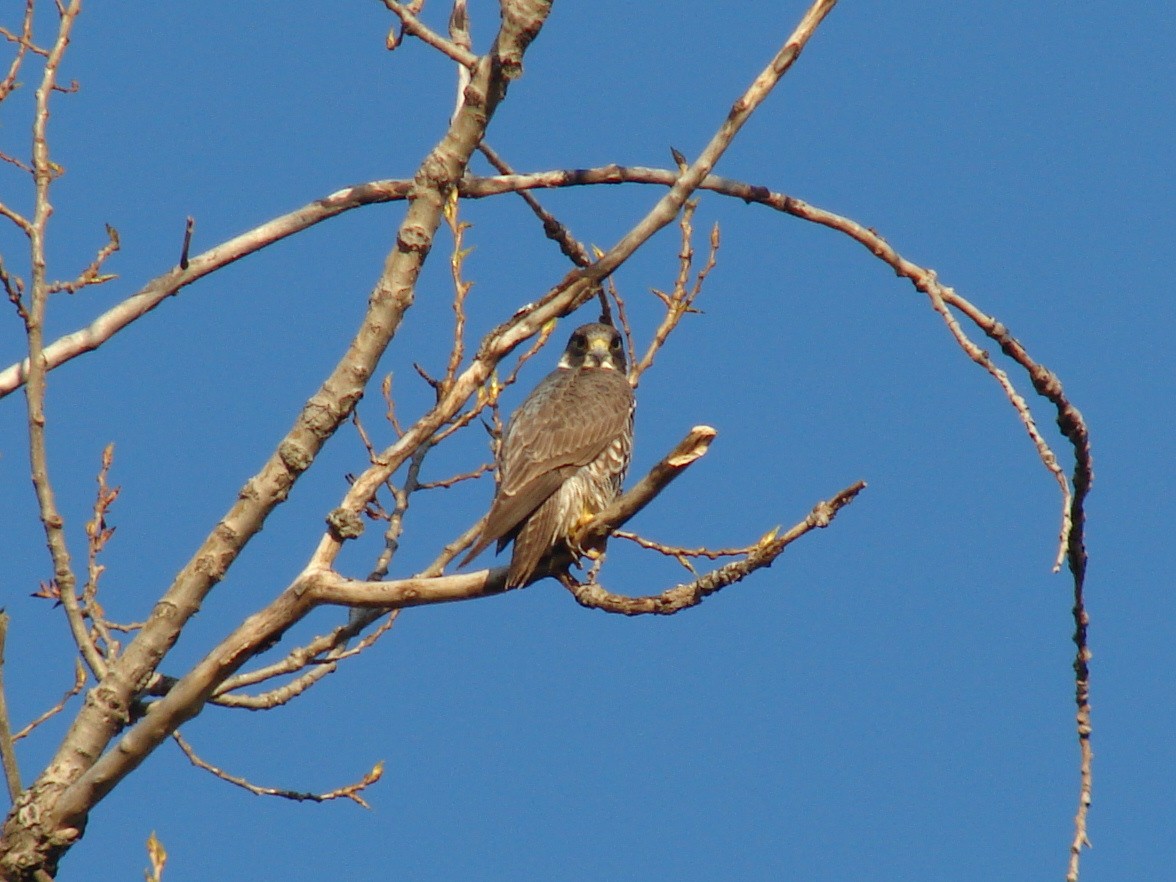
left=505, top=494, right=562, bottom=588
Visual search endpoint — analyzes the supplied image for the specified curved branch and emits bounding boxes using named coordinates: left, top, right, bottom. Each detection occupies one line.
left=173, top=731, right=382, bottom=807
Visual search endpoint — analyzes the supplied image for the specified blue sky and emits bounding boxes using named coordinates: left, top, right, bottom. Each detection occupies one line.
left=1, top=2, right=1172, bottom=880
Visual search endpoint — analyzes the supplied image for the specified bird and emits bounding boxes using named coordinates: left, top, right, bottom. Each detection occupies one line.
left=460, top=321, right=635, bottom=588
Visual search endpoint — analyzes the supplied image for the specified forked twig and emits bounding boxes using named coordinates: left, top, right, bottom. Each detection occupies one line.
left=212, top=610, right=398, bottom=709
left=632, top=200, right=718, bottom=383
left=47, top=224, right=119, bottom=294
left=563, top=481, right=865, bottom=615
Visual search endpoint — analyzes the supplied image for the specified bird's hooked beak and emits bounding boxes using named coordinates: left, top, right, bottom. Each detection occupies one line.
left=583, top=334, right=615, bottom=368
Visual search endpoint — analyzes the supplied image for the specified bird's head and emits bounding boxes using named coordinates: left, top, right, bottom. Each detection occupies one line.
left=558, top=322, right=627, bottom=372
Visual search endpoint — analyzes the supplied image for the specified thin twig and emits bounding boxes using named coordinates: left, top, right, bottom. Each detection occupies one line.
left=212, top=611, right=398, bottom=708
left=173, top=731, right=382, bottom=807
left=477, top=143, right=593, bottom=268
left=608, top=275, right=636, bottom=370
left=47, top=224, right=120, bottom=294
left=922, top=277, right=1072, bottom=570
left=613, top=529, right=756, bottom=560
left=417, top=462, right=492, bottom=490
left=0, top=0, right=39, bottom=103
left=381, top=0, right=478, bottom=68
left=478, top=142, right=612, bottom=322
left=0, top=254, right=26, bottom=319
left=379, top=373, right=404, bottom=436
left=350, top=408, right=379, bottom=463
left=178, top=216, right=194, bottom=270
left=441, top=189, right=472, bottom=391
left=632, top=199, right=717, bottom=383
left=81, top=443, right=120, bottom=665
left=12, top=658, right=86, bottom=741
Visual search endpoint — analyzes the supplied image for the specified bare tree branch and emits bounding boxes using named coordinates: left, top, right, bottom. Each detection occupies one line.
left=478, top=140, right=612, bottom=321
left=0, top=1, right=41, bottom=103
left=173, top=732, right=382, bottom=808
left=613, top=530, right=758, bottom=566
left=18, top=0, right=851, bottom=827
left=0, top=3, right=836, bottom=403
left=0, top=179, right=412, bottom=396
left=381, top=0, right=478, bottom=69
left=46, top=224, right=119, bottom=294
left=46, top=420, right=719, bottom=830
left=12, top=659, right=86, bottom=741
left=477, top=142, right=595, bottom=268
left=80, top=444, right=120, bottom=667
left=563, top=481, right=866, bottom=615
left=459, top=165, right=1094, bottom=575
left=576, top=425, right=716, bottom=547
left=210, top=611, right=398, bottom=709
left=631, top=200, right=716, bottom=384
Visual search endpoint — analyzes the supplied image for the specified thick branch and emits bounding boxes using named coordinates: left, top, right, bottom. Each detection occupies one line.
left=308, top=567, right=506, bottom=608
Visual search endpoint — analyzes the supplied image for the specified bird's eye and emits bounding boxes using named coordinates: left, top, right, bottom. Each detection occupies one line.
left=572, top=333, right=586, bottom=349
left=609, top=335, right=622, bottom=351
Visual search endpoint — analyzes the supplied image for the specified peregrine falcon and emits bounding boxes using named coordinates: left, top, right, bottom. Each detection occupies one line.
left=461, top=322, right=635, bottom=588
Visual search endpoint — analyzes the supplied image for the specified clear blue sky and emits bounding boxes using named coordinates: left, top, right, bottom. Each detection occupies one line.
left=1, top=2, right=1172, bottom=880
